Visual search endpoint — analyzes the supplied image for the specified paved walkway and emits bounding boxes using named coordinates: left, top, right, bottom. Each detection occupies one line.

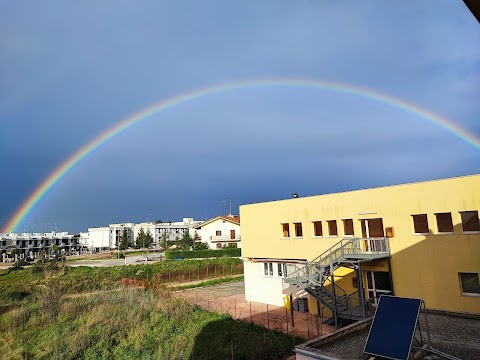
left=175, top=281, right=336, bottom=340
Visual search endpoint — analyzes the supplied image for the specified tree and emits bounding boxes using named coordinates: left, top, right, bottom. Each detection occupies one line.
left=118, top=229, right=129, bottom=251
left=144, top=230, right=154, bottom=249
left=159, top=232, right=168, bottom=250
left=193, top=242, right=209, bottom=250
left=135, top=228, right=146, bottom=249
left=193, top=231, right=200, bottom=242
left=10, top=247, right=21, bottom=265
left=180, top=231, right=194, bottom=250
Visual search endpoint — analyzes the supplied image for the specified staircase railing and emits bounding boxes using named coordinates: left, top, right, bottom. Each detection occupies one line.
left=285, top=237, right=390, bottom=284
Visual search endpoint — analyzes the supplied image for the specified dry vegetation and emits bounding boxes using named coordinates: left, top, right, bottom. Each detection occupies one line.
left=0, top=260, right=301, bottom=359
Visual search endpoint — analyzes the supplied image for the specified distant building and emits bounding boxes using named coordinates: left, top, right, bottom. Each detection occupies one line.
left=0, top=231, right=81, bottom=261
left=82, top=218, right=203, bottom=252
left=153, top=218, right=203, bottom=245
left=194, top=215, right=241, bottom=249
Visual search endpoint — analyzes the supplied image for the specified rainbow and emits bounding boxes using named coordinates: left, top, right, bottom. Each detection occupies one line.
left=3, top=77, right=479, bottom=233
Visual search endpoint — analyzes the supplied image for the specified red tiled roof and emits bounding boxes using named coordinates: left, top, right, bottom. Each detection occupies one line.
left=193, top=215, right=240, bottom=229
left=220, top=215, right=240, bottom=224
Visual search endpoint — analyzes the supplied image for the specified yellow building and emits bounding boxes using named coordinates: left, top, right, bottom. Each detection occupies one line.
left=240, top=174, right=480, bottom=326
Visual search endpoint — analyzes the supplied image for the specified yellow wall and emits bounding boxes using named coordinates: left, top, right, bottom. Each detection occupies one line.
left=240, top=174, right=480, bottom=314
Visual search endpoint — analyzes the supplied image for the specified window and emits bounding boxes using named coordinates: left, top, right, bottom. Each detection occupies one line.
left=282, top=223, right=290, bottom=237
left=460, top=211, right=480, bottom=232
left=412, top=214, right=429, bottom=234
left=327, top=220, right=338, bottom=236
left=459, top=273, right=480, bottom=295
left=343, top=219, right=354, bottom=236
left=215, top=230, right=221, bottom=236
left=277, top=263, right=288, bottom=277
left=263, top=262, right=273, bottom=276
left=294, top=223, right=303, bottom=237
left=313, top=221, right=323, bottom=237
left=216, top=243, right=222, bottom=249
left=436, top=213, right=453, bottom=233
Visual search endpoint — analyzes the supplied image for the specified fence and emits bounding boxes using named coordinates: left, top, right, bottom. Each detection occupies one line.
left=121, top=263, right=244, bottom=288
left=181, top=289, right=336, bottom=341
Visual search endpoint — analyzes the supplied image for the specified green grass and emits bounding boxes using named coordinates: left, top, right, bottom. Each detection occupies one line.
left=0, top=258, right=244, bottom=302
left=0, top=260, right=302, bottom=359
left=170, top=275, right=244, bottom=291
left=0, top=287, right=302, bottom=359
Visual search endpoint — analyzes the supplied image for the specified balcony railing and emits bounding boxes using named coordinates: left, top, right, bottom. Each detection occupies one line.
left=209, top=235, right=241, bottom=242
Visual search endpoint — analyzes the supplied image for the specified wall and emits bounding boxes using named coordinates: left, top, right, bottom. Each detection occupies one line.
left=244, top=261, right=286, bottom=306
left=198, top=219, right=241, bottom=249
left=87, top=227, right=110, bottom=249
left=240, top=174, right=480, bottom=314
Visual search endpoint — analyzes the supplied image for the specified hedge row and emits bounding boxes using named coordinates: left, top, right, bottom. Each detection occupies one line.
left=165, top=248, right=241, bottom=259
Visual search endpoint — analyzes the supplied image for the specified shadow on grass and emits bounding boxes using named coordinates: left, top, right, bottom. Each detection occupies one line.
left=189, top=315, right=303, bottom=360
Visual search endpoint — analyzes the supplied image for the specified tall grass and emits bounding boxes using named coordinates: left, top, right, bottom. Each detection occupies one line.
left=0, top=288, right=301, bottom=359
left=0, top=258, right=243, bottom=303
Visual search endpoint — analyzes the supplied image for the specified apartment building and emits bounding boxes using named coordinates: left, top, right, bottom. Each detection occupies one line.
left=240, top=174, right=480, bottom=326
left=0, top=231, right=81, bottom=261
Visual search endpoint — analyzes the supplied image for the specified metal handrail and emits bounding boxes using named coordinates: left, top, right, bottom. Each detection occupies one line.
left=285, top=237, right=390, bottom=283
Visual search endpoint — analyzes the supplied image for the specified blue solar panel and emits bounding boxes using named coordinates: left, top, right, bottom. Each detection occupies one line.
left=364, top=295, right=422, bottom=360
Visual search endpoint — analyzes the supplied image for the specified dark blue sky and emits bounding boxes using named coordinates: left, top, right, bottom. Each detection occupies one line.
left=1, top=1, right=479, bottom=233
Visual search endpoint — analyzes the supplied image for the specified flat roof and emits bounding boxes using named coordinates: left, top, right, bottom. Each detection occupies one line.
left=295, top=311, right=480, bottom=360
left=240, top=173, right=479, bottom=208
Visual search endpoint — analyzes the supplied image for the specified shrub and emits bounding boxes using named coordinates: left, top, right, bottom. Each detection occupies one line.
left=37, top=276, right=65, bottom=321
left=165, top=248, right=241, bottom=260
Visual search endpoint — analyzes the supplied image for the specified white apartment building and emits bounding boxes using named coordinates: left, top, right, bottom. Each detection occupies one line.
left=82, top=219, right=203, bottom=252
left=0, top=231, right=81, bottom=261
left=153, top=218, right=203, bottom=244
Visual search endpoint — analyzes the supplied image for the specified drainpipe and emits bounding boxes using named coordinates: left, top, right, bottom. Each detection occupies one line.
left=290, top=293, right=295, bottom=327
left=356, top=262, right=366, bottom=318
left=330, top=262, right=338, bottom=329
left=387, top=257, right=395, bottom=296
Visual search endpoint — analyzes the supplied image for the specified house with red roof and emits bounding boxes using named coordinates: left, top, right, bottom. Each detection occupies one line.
left=193, top=214, right=241, bottom=249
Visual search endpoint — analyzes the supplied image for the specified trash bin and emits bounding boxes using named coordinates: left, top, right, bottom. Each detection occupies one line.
left=293, top=299, right=299, bottom=311
left=283, top=296, right=291, bottom=310
left=298, top=297, right=309, bottom=313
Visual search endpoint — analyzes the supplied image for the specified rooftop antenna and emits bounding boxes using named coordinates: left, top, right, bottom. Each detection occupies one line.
left=229, top=197, right=233, bottom=216
left=222, top=200, right=227, bottom=216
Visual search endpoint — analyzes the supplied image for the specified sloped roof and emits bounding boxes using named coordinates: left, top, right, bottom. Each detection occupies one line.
left=193, top=215, right=240, bottom=229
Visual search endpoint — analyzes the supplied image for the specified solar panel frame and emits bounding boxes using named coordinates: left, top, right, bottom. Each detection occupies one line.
left=364, top=295, right=422, bottom=360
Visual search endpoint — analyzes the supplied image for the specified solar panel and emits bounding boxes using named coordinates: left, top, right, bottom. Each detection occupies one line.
left=364, top=295, right=422, bottom=360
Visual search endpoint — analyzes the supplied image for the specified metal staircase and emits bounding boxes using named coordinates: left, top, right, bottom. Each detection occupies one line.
left=284, top=237, right=390, bottom=327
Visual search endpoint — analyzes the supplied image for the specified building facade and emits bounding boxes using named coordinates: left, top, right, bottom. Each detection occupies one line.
left=194, top=215, right=241, bottom=249
left=0, top=231, right=81, bottom=261
left=240, top=174, right=480, bottom=321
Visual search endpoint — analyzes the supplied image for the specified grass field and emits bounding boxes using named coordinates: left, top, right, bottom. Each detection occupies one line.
left=0, top=257, right=243, bottom=302
left=0, top=260, right=302, bottom=359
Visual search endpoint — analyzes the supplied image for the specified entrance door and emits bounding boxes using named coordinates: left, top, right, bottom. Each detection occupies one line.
left=360, top=218, right=385, bottom=251
left=230, top=229, right=236, bottom=239
left=365, top=271, right=392, bottom=304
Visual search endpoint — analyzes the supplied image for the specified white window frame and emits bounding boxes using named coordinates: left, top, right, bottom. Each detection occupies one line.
left=263, top=262, right=273, bottom=277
